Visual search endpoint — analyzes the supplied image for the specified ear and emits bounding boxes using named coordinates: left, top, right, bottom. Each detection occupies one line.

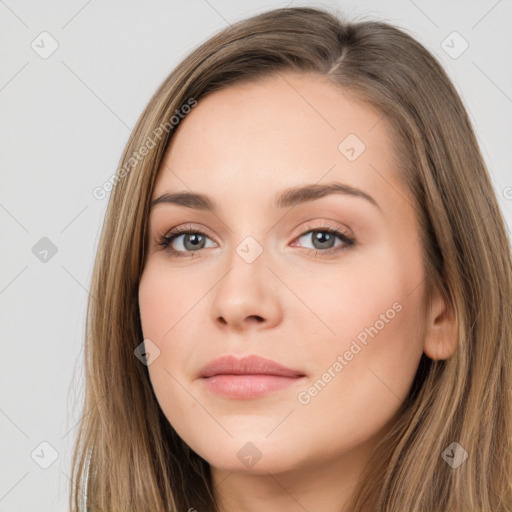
left=423, top=289, right=458, bottom=360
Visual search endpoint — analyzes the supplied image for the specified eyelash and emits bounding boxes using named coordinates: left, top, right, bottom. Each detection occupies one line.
left=157, top=223, right=356, bottom=258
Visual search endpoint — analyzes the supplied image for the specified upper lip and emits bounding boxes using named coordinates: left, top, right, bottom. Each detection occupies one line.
left=199, top=354, right=305, bottom=378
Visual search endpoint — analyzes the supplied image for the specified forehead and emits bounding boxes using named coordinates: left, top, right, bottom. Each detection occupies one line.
left=152, top=72, right=402, bottom=213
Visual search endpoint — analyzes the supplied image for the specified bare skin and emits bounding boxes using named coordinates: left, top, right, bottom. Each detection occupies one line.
left=138, top=71, right=456, bottom=512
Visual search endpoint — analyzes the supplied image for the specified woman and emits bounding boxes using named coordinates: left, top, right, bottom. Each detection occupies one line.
left=70, top=6, right=512, bottom=511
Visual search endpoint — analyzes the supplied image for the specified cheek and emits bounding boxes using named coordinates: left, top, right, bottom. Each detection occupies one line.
left=138, top=276, right=168, bottom=340
left=303, top=238, right=424, bottom=344
left=138, top=260, right=219, bottom=387
left=138, top=266, right=206, bottom=439
left=138, top=264, right=198, bottom=385
left=285, top=274, right=424, bottom=457
left=138, top=262, right=207, bottom=340
left=295, top=241, right=426, bottom=419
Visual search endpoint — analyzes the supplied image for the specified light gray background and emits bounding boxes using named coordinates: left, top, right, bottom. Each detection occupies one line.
left=1, top=0, right=511, bottom=510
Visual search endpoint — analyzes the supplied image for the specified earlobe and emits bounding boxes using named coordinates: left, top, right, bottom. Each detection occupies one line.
left=423, top=290, right=458, bottom=361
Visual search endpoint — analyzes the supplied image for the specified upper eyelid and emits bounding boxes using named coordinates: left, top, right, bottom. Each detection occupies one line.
left=162, top=222, right=351, bottom=246
left=291, top=222, right=351, bottom=239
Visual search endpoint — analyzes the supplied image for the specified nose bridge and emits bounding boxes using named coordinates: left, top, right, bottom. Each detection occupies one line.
left=220, top=231, right=268, bottom=296
left=210, top=228, right=282, bottom=329
left=234, top=232, right=266, bottom=266
left=220, top=208, right=270, bottom=269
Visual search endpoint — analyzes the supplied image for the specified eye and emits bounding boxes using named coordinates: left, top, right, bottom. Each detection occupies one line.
left=157, top=223, right=356, bottom=258
left=290, top=225, right=355, bottom=256
left=158, top=226, right=217, bottom=257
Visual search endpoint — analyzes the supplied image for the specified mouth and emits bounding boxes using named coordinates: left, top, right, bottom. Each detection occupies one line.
left=201, top=373, right=306, bottom=399
left=199, top=354, right=306, bottom=399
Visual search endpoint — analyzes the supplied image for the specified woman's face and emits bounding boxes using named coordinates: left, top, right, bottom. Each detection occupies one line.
left=138, top=72, right=432, bottom=480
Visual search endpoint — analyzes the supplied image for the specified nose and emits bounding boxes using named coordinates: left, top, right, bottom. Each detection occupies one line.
left=210, top=246, right=283, bottom=332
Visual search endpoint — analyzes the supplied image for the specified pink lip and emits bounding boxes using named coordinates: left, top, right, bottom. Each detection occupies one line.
left=199, top=354, right=306, bottom=399
left=199, top=354, right=304, bottom=378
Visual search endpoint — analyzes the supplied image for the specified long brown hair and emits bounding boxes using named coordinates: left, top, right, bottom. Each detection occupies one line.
left=70, top=6, right=512, bottom=511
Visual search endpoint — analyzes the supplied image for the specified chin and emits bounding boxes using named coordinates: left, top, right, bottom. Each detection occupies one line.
left=187, top=435, right=307, bottom=475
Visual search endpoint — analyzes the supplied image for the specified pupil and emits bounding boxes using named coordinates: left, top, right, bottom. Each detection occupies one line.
left=313, top=231, right=334, bottom=249
left=185, top=233, right=204, bottom=250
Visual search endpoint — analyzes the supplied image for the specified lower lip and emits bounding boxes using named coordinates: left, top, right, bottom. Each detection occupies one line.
left=201, top=374, right=305, bottom=399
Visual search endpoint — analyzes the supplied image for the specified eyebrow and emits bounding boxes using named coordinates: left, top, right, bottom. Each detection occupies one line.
left=150, top=182, right=380, bottom=212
